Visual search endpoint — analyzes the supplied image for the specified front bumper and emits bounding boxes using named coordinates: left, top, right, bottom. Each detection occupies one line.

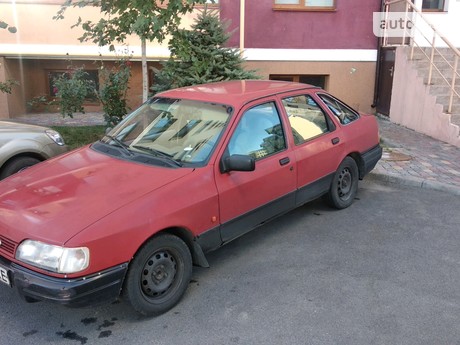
left=0, top=255, right=128, bottom=307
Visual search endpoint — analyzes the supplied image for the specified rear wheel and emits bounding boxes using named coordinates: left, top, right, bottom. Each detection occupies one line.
left=124, top=234, right=192, bottom=316
left=0, top=156, right=41, bottom=179
left=325, top=156, right=359, bottom=209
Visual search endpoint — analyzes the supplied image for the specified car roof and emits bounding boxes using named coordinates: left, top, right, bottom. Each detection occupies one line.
left=156, top=80, right=319, bottom=108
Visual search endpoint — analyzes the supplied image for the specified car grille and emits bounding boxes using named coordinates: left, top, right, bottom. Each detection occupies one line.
left=0, top=235, right=17, bottom=256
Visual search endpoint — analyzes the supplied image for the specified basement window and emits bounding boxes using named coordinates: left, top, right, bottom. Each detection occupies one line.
left=270, top=75, right=328, bottom=89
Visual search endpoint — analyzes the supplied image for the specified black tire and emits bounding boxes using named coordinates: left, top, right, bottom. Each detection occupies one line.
left=325, top=156, right=359, bottom=209
left=0, top=156, right=41, bottom=179
left=124, top=234, right=192, bottom=316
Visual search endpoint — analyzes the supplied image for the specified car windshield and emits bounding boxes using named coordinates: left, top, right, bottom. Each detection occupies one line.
left=102, top=98, right=232, bottom=165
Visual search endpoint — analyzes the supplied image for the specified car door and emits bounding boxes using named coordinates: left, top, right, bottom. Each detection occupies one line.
left=278, top=92, right=345, bottom=206
left=215, top=100, right=297, bottom=243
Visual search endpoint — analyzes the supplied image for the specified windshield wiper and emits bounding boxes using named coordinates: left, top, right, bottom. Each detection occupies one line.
left=132, top=145, right=182, bottom=167
left=103, top=134, right=133, bottom=156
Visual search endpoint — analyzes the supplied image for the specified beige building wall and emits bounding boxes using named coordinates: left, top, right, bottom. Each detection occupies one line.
left=245, top=61, right=377, bottom=114
left=0, top=0, right=200, bottom=118
left=1, top=1, right=376, bottom=119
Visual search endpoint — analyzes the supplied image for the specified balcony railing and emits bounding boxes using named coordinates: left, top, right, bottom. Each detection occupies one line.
left=383, top=0, right=460, bottom=114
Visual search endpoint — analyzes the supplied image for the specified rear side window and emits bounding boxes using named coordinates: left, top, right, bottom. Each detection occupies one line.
left=318, top=94, right=359, bottom=125
left=281, top=95, right=330, bottom=145
left=228, top=102, right=286, bottom=160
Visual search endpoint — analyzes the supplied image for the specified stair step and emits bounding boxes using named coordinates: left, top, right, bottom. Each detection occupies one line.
left=414, top=62, right=460, bottom=74
left=423, top=75, right=460, bottom=86
left=405, top=47, right=460, bottom=134
left=450, top=114, right=460, bottom=127
left=412, top=47, right=459, bottom=57
left=429, top=84, right=460, bottom=97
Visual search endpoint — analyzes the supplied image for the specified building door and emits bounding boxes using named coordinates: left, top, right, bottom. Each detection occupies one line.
left=375, top=47, right=395, bottom=116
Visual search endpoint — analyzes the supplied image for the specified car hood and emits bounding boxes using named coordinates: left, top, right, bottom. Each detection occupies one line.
left=0, top=145, right=194, bottom=245
left=0, top=121, right=49, bottom=134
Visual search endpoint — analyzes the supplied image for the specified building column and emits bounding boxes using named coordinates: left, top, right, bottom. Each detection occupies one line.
left=0, top=57, right=10, bottom=119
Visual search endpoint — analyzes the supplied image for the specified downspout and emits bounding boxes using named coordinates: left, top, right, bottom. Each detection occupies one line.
left=240, top=0, right=245, bottom=54
left=372, top=0, right=386, bottom=109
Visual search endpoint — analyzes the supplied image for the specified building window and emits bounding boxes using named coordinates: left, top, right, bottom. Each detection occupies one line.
left=273, top=0, right=336, bottom=11
left=199, top=0, right=219, bottom=6
left=270, top=75, right=328, bottom=89
left=422, top=0, right=445, bottom=11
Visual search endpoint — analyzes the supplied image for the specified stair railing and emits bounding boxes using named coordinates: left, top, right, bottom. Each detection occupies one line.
left=383, top=0, right=460, bottom=114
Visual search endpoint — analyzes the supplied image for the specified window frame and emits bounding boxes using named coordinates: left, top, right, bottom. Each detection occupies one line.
left=273, top=0, right=336, bottom=12
left=281, top=94, right=334, bottom=145
left=227, top=101, right=287, bottom=161
left=422, top=0, right=446, bottom=12
left=316, top=92, right=360, bottom=126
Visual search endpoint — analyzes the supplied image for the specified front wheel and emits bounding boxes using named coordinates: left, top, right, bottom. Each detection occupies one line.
left=123, top=234, right=192, bottom=316
left=325, top=156, right=359, bottom=209
left=0, top=156, right=41, bottom=179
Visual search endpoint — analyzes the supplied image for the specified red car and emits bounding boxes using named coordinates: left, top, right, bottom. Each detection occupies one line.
left=0, top=81, right=381, bottom=316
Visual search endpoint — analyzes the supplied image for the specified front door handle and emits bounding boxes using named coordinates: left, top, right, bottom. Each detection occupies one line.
left=279, top=157, right=290, bottom=166
left=332, top=137, right=340, bottom=145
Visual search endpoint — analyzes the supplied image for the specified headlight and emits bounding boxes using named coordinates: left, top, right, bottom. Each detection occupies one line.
left=45, top=129, right=65, bottom=146
left=16, top=240, right=89, bottom=274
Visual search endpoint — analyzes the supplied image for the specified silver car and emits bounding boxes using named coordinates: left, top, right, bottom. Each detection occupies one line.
left=0, top=121, right=68, bottom=179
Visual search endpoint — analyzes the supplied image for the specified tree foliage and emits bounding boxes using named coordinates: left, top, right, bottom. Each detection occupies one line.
left=0, top=79, right=18, bottom=94
left=98, top=59, right=131, bottom=127
left=43, top=59, right=131, bottom=126
left=0, top=20, right=17, bottom=33
left=55, top=0, right=203, bottom=45
left=54, top=0, right=207, bottom=101
left=53, top=67, right=95, bottom=118
left=152, top=8, right=258, bottom=93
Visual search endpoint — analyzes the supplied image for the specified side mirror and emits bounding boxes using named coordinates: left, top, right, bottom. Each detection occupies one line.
left=220, top=154, right=255, bottom=173
left=105, top=127, right=113, bottom=135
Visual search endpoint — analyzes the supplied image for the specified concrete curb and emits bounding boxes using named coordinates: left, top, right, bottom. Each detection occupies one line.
left=368, top=171, right=460, bottom=196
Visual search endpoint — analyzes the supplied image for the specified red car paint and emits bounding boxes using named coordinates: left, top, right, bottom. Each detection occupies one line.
left=0, top=80, right=381, bottom=302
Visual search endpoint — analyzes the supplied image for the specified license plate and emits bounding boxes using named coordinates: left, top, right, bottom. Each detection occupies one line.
left=0, top=265, right=11, bottom=287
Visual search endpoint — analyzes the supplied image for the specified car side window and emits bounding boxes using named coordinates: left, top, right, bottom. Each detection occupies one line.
left=228, top=102, right=286, bottom=160
left=281, top=95, right=330, bottom=145
left=318, top=94, right=359, bottom=125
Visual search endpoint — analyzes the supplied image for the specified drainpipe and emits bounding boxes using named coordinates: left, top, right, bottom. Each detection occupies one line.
left=240, top=0, right=245, bottom=54
left=372, top=0, right=386, bottom=109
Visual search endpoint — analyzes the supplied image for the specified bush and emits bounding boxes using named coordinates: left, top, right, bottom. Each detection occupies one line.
left=53, top=67, right=95, bottom=118
left=97, top=59, right=131, bottom=127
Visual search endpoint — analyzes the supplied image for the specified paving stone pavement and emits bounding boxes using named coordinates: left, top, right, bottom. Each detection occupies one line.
left=9, top=112, right=460, bottom=196
left=372, top=115, right=460, bottom=196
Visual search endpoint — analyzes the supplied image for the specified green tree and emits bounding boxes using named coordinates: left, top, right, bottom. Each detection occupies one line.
left=54, top=0, right=207, bottom=102
left=152, top=8, right=258, bottom=93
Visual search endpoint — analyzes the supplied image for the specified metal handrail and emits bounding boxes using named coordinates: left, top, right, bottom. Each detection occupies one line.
left=383, top=0, right=460, bottom=114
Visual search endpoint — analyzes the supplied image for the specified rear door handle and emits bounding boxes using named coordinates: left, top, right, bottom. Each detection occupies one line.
left=332, top=137, right=340, bottom=145
left=279, top=157, right=290, bottom=166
